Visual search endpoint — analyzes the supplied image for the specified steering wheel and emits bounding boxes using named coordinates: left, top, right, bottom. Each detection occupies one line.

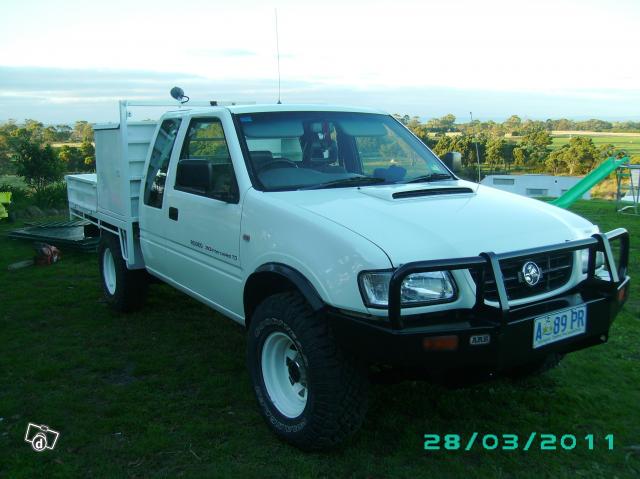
left=257, top=159, right=299, bottom=174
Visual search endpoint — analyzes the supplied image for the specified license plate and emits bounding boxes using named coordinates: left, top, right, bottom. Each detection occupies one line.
left=532, top=305, right=587, bottom=349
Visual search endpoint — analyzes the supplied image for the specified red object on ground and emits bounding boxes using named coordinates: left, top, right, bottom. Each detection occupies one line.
left=34, top=243, right=62, bottom=265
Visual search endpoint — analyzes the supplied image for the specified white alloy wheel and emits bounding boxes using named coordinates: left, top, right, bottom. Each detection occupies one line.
left=102, top=248, right=117, bottom=295
left=261, top=331, right=308, bottom=418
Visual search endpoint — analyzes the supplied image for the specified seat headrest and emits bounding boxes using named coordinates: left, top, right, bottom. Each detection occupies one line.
left=176, top=160, right=213, bottom=190
left=310, top=141, right=338, bottom=163
left=250, top=150, right=273, bottom=161
left=250, top=150, right=274, bottom=167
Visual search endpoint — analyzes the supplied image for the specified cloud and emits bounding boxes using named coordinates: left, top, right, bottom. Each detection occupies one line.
left=0, top=65, right=639, bottom=123
left=0, top=66, right=209, bottom=98
left=188, top=48, right=257, bottom=57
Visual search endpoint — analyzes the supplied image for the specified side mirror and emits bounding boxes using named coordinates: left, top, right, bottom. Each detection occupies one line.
left=442, top=151, right=462, bottom=173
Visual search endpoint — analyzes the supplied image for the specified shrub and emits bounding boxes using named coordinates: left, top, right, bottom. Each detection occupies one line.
left=11, top=134, right=64, bottom=194
left=31, top=181, right=68, bottom=209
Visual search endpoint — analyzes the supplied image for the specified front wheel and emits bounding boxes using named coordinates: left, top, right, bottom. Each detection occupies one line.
left=98, top=233, right=148, bottom=312
left=247, top=292, right=369, bottom=450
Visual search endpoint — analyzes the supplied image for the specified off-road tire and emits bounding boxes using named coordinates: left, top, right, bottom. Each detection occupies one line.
left=98, top=233, right=148, bottom=312
left=247, top=292, right=369, bottom=450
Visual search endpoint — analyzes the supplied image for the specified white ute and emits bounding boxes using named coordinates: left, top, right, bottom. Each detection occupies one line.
left=66, top=98, right=630, bottom=450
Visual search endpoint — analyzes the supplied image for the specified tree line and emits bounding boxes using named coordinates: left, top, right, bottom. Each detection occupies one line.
left=401, top=114, right=640, bottom=135
left=0, top=120, right=95, bottom=193
left=394, top=114, right=632, bottom=177
left=0, top=113, right=636, bottom=196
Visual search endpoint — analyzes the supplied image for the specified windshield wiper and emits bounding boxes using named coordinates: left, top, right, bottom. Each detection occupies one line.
left=299, top=176, right=387, bottom=190
left=400, top=173, right=453, bottom=184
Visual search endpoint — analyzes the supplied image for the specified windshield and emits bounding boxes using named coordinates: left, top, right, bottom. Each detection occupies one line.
left=235, top=111, right=451, bottom=191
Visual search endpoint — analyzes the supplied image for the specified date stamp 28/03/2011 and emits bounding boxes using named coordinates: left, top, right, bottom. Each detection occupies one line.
left=423, top=433, right=614, bottom=452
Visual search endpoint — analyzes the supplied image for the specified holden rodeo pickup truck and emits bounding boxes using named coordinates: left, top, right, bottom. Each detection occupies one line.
left=66, top=100, right=630, bottom=450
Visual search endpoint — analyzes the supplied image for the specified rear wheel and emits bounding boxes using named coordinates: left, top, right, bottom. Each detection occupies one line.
left=247, top=292, right=369, bottom=450
left=98, top=233, right=148, bottom=312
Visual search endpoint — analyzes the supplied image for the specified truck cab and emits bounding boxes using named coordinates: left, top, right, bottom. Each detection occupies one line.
left=139, top=109, right=246, bottom=319
left=66, top=100, right=630, bottom=450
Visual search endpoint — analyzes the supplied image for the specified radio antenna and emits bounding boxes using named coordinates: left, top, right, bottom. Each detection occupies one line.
left=275, top=9, right=282, bottom=104
left=470, top=111, right=481, bottom=189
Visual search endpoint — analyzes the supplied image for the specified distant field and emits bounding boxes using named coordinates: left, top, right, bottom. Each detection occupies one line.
left=550, top=134, right=640, bottom=158
left=503, top=133, right=640, bottom=160
left=440, top=131, right=640, bottom=160
left=552, top=130, right=640, bottom=137
left=51, top=142, right=83, bottom=148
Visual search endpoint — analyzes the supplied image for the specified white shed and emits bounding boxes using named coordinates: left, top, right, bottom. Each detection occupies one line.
left=481, top=174, right=590, bottom=199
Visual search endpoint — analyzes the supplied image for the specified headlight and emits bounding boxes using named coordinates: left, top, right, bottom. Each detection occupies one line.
left=359, top=270, right=456, bottom=308
left=581, top=249, right=605, bottom=273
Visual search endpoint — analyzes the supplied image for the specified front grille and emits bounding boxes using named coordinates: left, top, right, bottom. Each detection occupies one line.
left=471, top=251, right=574, bottom=302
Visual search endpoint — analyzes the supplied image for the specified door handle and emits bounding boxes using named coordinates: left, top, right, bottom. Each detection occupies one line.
left=169, top=206, right=179, bottom=221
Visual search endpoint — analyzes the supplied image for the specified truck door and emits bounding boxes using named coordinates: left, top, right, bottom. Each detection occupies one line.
left=139, top=117, right=182, bottom=272
left=158, top=115, right=244, bottom=314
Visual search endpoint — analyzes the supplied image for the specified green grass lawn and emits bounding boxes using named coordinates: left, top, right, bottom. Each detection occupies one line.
left=1, top=201, right=639, bottom=478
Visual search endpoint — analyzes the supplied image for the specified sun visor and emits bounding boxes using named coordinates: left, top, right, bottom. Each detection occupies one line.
left=338, top=118, right=387, bottom=136
left=241, top=118, right=304, bottom=138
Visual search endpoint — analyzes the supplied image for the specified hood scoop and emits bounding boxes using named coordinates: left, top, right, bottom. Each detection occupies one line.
left=392, top=187, right=474, bottom=199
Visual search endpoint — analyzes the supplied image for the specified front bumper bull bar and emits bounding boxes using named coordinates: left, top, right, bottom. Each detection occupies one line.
left=327, top=229, right=630, bottom=370
left=388, top=228, right=629, bottom=329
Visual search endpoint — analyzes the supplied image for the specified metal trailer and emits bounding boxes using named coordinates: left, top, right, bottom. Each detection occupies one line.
left=8, top=219, right=100, bottom=252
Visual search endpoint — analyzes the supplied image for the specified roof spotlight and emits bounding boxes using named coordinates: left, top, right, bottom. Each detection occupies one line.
left=170, top=86, right=189, bottom=104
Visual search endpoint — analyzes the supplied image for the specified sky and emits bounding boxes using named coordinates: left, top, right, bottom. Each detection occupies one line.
left=0, top=0, right=639, bottom=123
